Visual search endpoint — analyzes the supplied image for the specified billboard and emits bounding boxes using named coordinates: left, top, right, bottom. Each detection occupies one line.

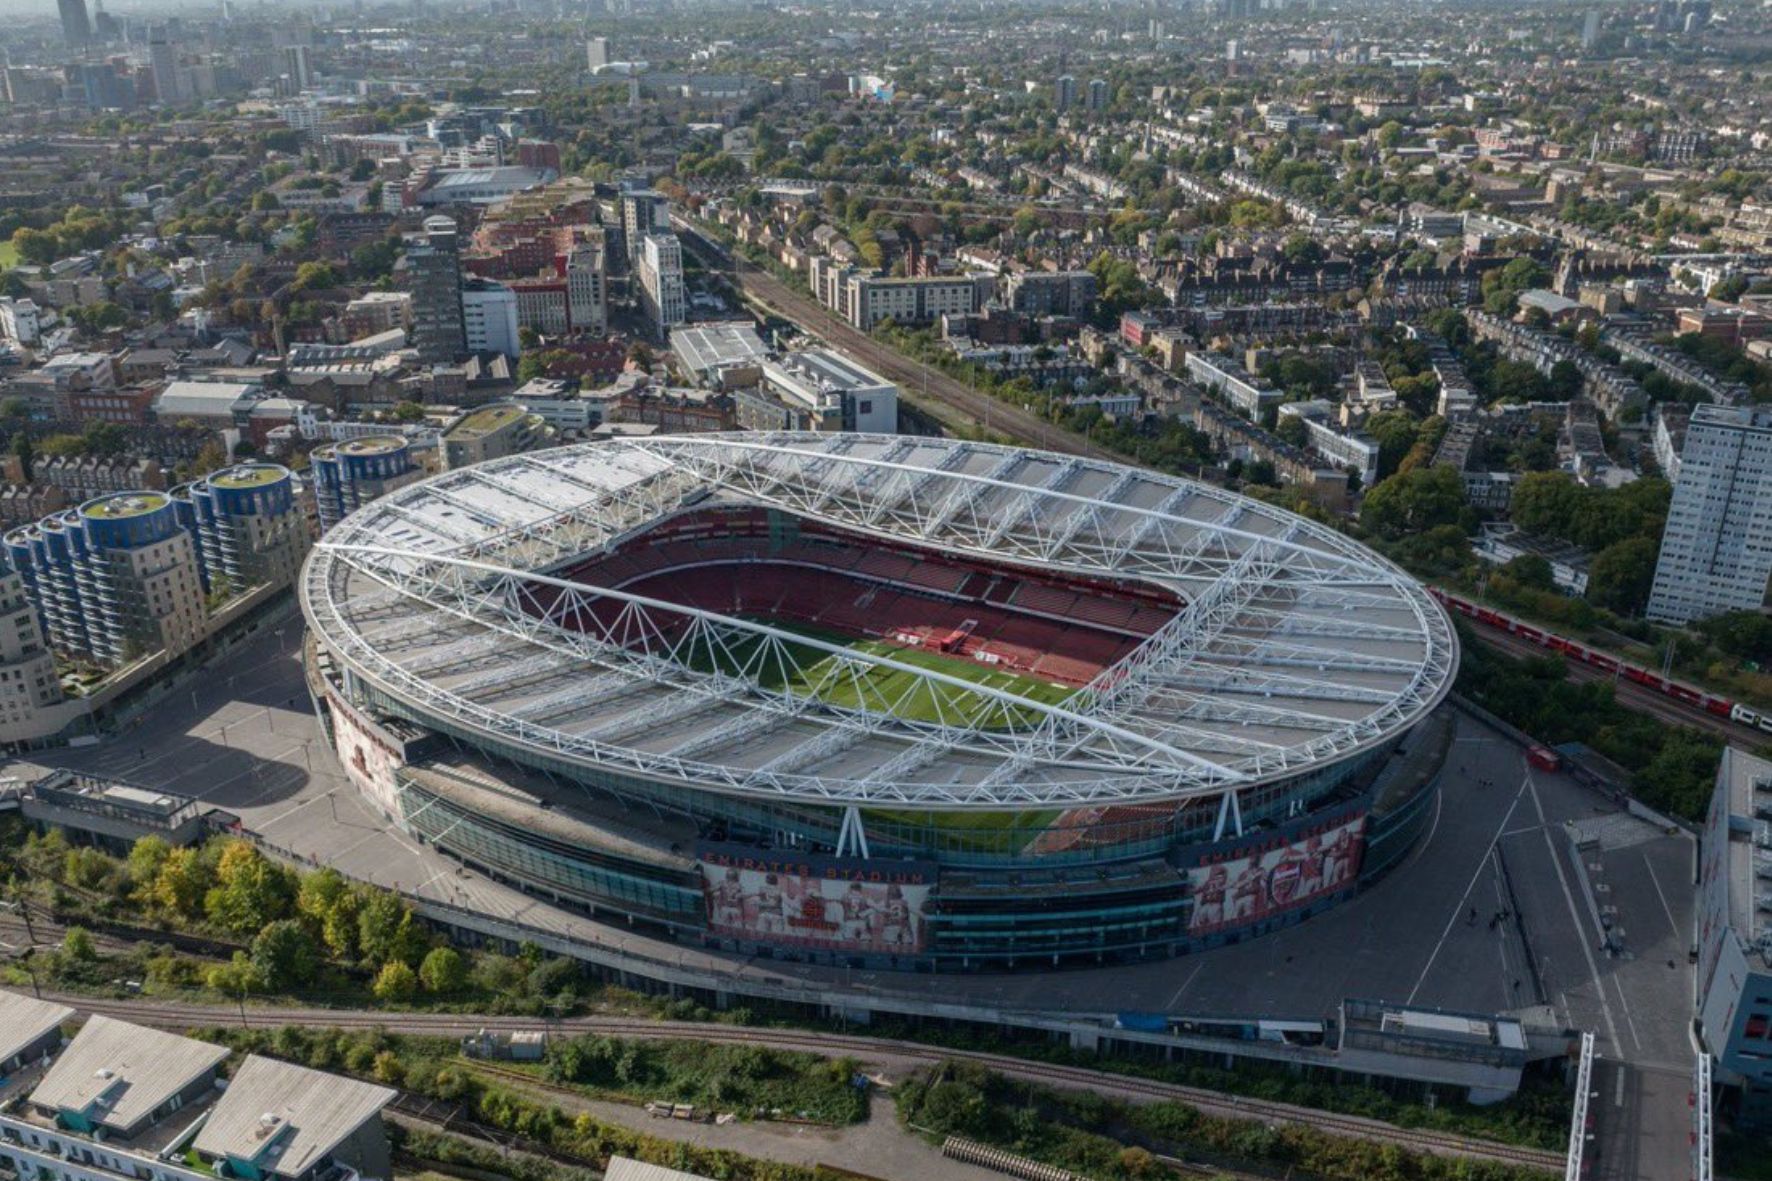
left=697, top=845, right=935, bottom=955
left=1187, top=815, right=1365, bottom=937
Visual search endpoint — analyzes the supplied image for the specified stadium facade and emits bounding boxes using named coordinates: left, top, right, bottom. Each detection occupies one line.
left=301, top=434, right=1457, bottom=971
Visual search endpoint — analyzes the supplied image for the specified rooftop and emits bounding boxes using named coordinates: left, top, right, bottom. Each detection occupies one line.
left=29, top=1015, right=228, bottom=1134
left=192, top=1056, right=394, bottom=1181
left=0, top=991, right=73, bottom=1069
left=1719, top=746, right=1772, bottom=971
left=334, top=436, right=409, bottom=457
left=80, top=492, right=171, bottom=520
left=445, top=403, right=527, bottom=439
left=207, top=464, right=290, bottom=491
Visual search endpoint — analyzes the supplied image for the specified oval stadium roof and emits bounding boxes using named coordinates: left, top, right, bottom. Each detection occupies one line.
left=302, top=433, right=1457, bottom=810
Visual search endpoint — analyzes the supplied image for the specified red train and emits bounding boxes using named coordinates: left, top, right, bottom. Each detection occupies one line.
left=1428, top=588, right=1772, bottom=735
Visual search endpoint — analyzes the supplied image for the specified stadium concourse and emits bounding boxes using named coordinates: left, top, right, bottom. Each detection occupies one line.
left=301, top=433, right=1458, bottom=972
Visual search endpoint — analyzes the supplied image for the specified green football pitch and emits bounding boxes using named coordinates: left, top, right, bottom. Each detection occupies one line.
left=681, top=619, right=1079, bottom=729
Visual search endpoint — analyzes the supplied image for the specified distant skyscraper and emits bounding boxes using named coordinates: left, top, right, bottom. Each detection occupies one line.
left=1225, top=38, right=1241, bottom=61
left=586, top=36, right=609, bottom=69
left=91, top=0, right=117, bottom=42
left=404, top=215, right=466, bottom=364
left=1581, top=10, right=1600, bottom=49
left=1055, top=73, right=1075, bottom=112
left=1087, top=78, right=1107, bottom=111
left=621, top=188, right=668, bottom=264
left=283, top=44, right=314, bottom=91
left=57, top=0, right=92, bottom=48
left=1647, top=405, right=1772, bottom=624
left=148, top=25, right=181, bottom=104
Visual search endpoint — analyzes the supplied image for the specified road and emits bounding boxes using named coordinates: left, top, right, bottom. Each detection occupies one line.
left=675, top=217, right=1119, bottom=460
left=38, top=992, right=1563, bottom=1174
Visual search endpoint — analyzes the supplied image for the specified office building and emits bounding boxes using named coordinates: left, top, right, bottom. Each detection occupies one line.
left=403, top=215, right=466, bottom=364
left=742, top=349, right=898, bottom=434
left=621, top=189, right=669, bottom=265
left=57, top=0, right=91, bottom=48
left=509, top=277, right=570, bottom=337
left=173, top=463, right=309, bottom=596
left=441, top=402, right=555, bottom=470
left=310, top=436, right=419, bottom=533
left=636, top=232, right=686, bottom=339
left=672, top=321, right=770, bottom=387
left=3, top=492, right=205, bottom=671
left=1697, top=747, right=1772, bottom=1130
left=1647, top=405, right=1772, bottom=624
left=565, top=242, right=607, bottom=334
left=586, top=36, right=610, bottom=69
left=462, top=278, right=521, bottom=358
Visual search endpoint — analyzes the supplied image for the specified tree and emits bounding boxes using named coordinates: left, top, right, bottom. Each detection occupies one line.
left=204, top=840, right=296, bottom=935
left=419, top=946, right=467, bottom=994
left=250, top=920, right=319, bottom=990
left=153, top=846, right=212, bottom=917
left=1510, top=472, right=1581, bottom=537
left=298, top=869, right=361, bottom=958
left=1502, top=553, right=1555, bottom=591
left=205, top=951, right=263, bottom=996
left=12, top=431, right=33, bottom=484
left=126, top=835, right=171, bottom=898
left=390, top=400, right=426, bottom=423
left=1361, top=465, right=1468, bottom=539
left=372, top=960, right=419, bottom=1002
left=1587, top=536, right=1660, bottom=616
left=62, top=926, right=96, bottom=960
left=357, top=890, right=425, bottom=966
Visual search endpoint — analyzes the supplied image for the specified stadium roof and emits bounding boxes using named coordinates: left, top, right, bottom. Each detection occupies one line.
left=303, top=433, right=1456, bottom=811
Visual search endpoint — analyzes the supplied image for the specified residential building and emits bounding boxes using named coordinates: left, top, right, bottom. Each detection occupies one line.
left=0, top=1006, right=396, bottom=1181
left=1647, top=404, right=1772, bottom=624
left=0, top=298, right=42, bottom=347
left=148, top=25, right=182, bottom=105
left=310, top=436, right=419, bottom=533
left=441, top=402, right=554, bottom=470
left=636, top=233, right=686, bottom=340
left=4, top=492, right=207, bottom=670
left=1184, top=351, right=1284, bottom=418
left=0, top=567, right=64, bottom=735
left=462, top=278, right=520, bottom=359
left=173, top=463, right=309, bottom=596
left=621, top=189, right=670, bottom=265
left=842, top=274, right=984, bottom=331
left=403, top=215, right=466, bottom=364
left=1003, top=270, right=1098, bottom=318
left=1697, top=747, right=1772, bottom=1130
left=509, top=277, right=570, bottom=337
left=0, top=991, right=71, bottom=1075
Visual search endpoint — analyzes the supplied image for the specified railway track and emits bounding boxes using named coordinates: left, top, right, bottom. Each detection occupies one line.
left=44, top=993, right=1561, bottom=1173
left=674, top=220, right=1119, bottom=463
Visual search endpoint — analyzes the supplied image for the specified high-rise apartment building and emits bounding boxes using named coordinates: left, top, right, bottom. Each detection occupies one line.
left=636, top=232, right=686, bottom=339
left=586, top=36, right=610, bottom=69
left=1055, top=74, right=1076, bottom=111
left=283, top=44, right=314, bottom=91
left=1647, top=405, right=1772, bottom=624
left=621, top=189, right=669, bottom=265
left=565, top=242, right=607, bottom=334
left=57, top=0, right=91, bottom=48
left=1087, top=78, right=1107, bottom=111
left=172, top=464, right=309, bottom=596
left=404, top=215, right=466, bottom=364
left=4, top=493, right=205, bottom=670
left=0, top=569, right=64, bottom=733
left=462, top=278, right=521, bottom=358
left=311, top=437, right=419, bottom=533
left=148, top=25, right=181, bottom=105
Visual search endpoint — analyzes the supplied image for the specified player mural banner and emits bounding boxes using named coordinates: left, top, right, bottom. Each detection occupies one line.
left=697, top=845, right=935, bottom=955
left=1186, top=815, right=1366, bottom=936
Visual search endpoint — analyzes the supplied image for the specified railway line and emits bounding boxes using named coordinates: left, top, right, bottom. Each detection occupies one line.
left=674, top=218, right=1117, bottom=462
left=40, top=992, right=1562, bottom=1174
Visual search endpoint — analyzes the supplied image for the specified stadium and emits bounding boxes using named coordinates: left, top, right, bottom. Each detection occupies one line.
left=300, top=433, right=1458, bottom=971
